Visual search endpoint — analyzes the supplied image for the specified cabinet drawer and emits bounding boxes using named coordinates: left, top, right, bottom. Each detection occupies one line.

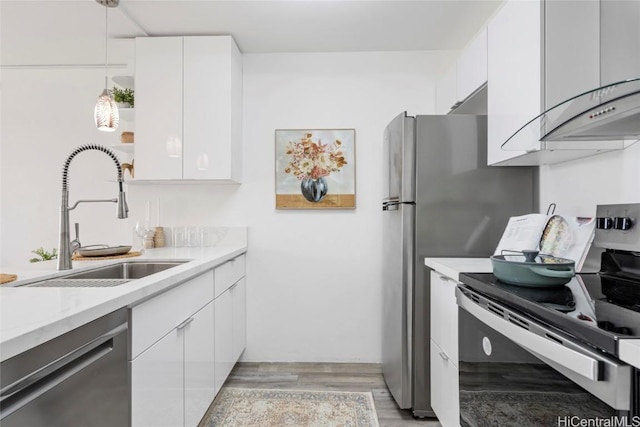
left=130, top=270, right=214, bottom=358
left=214, top=255, right=245, bottom=298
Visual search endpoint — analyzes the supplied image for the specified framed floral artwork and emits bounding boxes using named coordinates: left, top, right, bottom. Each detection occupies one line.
left=275, top=129, right=356, bottom=209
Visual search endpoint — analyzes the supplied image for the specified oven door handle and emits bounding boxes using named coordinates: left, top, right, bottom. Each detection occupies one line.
left=456, top=287, right=602, bottom=382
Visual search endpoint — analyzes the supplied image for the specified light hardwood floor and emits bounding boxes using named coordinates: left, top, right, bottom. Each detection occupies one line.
left=211, top=362, right=442, bottom=427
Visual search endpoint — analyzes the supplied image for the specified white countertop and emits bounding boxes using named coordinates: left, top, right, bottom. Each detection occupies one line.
left=0, top=243, right=246, bottom=362
left=424, top=257, right=492, bottom=281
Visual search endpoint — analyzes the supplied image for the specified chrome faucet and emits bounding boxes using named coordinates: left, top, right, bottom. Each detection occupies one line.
left=57, top=144, right=128, bottom=270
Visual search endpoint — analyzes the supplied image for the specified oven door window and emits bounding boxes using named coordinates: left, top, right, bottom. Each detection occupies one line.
left=458, top=306, right=618, bottom=426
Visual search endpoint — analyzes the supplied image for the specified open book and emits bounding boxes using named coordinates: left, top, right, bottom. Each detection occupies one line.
left=494, top=213, right=596, bottom=272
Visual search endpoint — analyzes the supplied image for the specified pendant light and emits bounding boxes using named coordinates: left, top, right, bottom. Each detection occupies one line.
left=94, top=0, right=119, bottom=132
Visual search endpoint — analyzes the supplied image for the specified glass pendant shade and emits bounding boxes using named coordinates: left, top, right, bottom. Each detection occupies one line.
left=95, top=87, right=119, bottom=131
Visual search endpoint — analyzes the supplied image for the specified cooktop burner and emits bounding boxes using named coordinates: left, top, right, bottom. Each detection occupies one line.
left=461, top=203, right=640, bottom=357
left=460, top=271, right=640, bottom=357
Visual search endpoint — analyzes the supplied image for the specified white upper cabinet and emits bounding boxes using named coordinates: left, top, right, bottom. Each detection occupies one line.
left=456, top=27, right=487, bottom=103
left=543, top=1, right=600, bottom=109
left=436, top=28, right=487, bottom=114
left=600, top=1, right=640, bottom=86
left=487, top=0, right=542, bottom=166
left=135, top=36, right=243, bottom=182
left=487, top=0, right=601, bottom=165
left=135, top=37, right=184, bottom=180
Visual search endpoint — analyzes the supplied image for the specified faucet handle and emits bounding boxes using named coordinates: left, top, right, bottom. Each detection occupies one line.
left=70, top=223, right=81, bottom=254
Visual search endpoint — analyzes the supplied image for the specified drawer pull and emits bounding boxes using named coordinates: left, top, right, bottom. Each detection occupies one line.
left=176, top=317, right=194, bottom=330
left=439, top=351, right=449, bottom=361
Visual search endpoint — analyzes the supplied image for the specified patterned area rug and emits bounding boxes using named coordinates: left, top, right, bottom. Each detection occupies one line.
left=202, top=388, right=380, bottom=427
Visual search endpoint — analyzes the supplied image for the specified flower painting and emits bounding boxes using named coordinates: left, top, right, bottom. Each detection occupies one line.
left=276, top=129, right=355, bottom=209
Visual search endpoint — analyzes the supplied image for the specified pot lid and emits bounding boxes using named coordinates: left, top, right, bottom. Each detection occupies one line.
left=492, top=252, right=575, bottom=266
left=501, top=78, right=640, bottom=153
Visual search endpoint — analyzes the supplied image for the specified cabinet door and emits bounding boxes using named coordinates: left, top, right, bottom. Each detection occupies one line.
left=430, top=339, right=460, bottom=427
left=184, top=301, right=216, bottom=427
left=214, top=288, right=234, bottom=395
left=131, top=329, right=184, bottom=427
left=487, top=0, right=542, bottom=165
left=135, top=37, right=184, bottom=180
left=430, top=271, right=459, bottom=365
left=600, top=1, right=640, bottom=86
left=183, top=36, right=243, bottom=182
left=456, top=27, right=487, bottom=102
left=544, top=1, right=599, bottom=109
left=232, top=278, right=247, bottom=361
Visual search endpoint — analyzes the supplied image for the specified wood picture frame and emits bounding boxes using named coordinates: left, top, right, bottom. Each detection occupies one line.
left=275, top=129, right=356, bottom=209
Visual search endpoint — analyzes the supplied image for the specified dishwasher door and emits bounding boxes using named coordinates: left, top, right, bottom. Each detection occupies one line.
left=0, top=308, right=129, bottom=427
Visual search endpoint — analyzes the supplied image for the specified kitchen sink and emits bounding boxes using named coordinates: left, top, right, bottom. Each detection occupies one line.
left=25, top=261, right=187, bottom=288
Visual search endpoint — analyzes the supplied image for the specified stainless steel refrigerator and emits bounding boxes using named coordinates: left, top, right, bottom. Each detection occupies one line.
left=381, top=112, right=536, bottom=417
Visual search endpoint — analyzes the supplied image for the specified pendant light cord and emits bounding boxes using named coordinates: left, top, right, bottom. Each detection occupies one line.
left=104, top=4, right=108, bottom=90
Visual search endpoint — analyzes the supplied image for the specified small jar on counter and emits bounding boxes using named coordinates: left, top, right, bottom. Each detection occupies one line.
left=143, top=230, right=155, bottom=249
left=153, top=227, right=166, bottom=248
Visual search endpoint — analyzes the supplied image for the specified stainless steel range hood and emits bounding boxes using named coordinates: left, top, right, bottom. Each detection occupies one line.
left=543, top=78, right=640, bottom=141
left=497, top=78, right=640, bottom=166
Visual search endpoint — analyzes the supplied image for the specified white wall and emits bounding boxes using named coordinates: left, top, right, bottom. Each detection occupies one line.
left=539, top=142, right=640, bottom=216
left=123, top=51, right=449, bottom=362
left=1, top=68, right=132, bottom=269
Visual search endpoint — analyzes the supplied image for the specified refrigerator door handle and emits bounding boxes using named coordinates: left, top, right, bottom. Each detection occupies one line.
left=382, top=200, right=416, bottom=211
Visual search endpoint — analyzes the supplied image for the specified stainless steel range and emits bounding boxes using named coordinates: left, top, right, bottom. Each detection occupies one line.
left=457, top=203, right=640, bottom=426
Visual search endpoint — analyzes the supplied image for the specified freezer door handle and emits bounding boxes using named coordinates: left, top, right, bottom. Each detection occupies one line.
left=382, top=200, right=416, bottom=211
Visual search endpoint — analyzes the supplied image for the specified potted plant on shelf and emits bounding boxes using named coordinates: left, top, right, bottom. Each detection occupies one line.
left=111, top=87, right=135, bottom=108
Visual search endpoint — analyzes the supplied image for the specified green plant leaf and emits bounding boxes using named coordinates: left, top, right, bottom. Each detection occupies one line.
left=29, top=247, right=58, bottom=262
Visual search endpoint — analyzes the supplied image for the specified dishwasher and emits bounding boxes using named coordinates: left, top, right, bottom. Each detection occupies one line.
left=0, top=308, right=129, bottom=427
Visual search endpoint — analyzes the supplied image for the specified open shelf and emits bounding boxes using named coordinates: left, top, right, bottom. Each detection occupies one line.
left=118, top=107, right=134, bottom=121
left=111, top=143, right=134, bottom=154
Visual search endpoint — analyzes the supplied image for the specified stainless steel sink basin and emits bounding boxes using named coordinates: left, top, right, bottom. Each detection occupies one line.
left=25, top=261, right=187, bottom=288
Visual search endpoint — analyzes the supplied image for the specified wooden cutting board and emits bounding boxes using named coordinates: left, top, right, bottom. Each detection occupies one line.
left=72, top=251, right=142, bottom=261
left=0, top=274, right=18, bottom=284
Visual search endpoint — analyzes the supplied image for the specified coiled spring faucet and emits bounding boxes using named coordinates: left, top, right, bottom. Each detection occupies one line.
left=57, top=144, right=128, bottom=270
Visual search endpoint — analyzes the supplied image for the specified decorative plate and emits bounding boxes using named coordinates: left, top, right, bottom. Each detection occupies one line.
left=77, top=245, right=132, bottom=257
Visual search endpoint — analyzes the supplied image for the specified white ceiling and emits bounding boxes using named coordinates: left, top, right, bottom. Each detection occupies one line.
left=1, top=0, right=503, bottom=66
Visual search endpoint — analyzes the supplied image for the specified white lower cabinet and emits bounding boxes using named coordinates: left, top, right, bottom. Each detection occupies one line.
left=131, top=328, right=184, bottom=427
left=214, top=287, right=233, bottom=394
left=214, top=276, right=247, bottom=394
left=184, top=301, right=216, bottom=427
left=430, top=339, right=460, bottom=427
left=232, top=278, right=247, bottom=361
left=430, top=270, right=460, bottom=427
left=130, top=271, right=214, bottom=427
left=130, top=254, right=247, bottom=427
left=131, top=303, right=214, bottom=427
